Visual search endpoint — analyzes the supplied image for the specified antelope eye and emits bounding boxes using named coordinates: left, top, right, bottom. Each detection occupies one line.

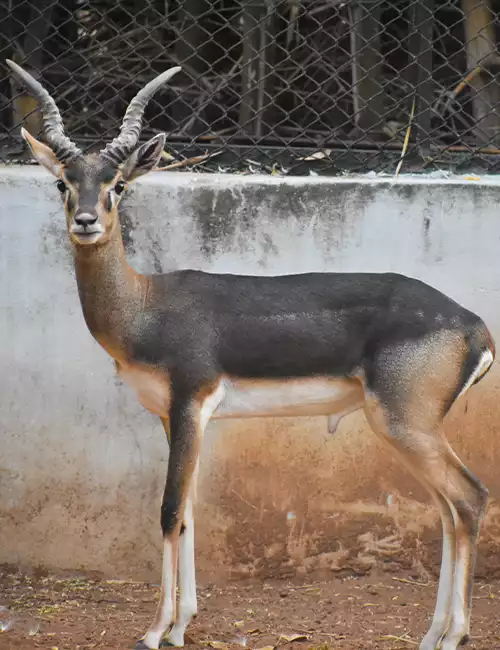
left=56, top=180, right=67, bottom=193
left=114, top=181, right=125, bottom=195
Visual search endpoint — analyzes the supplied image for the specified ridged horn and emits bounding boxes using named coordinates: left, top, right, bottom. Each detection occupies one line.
left=6, top=59, right=82, bottom=163
left=100, top=66, right=181, bottom=166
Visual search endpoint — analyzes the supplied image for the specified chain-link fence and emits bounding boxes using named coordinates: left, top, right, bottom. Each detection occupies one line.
left=2, top=1, right=500, bottom=175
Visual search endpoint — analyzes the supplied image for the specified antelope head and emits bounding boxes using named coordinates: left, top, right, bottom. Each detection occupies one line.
left=6, top=60, right=180, bottom=247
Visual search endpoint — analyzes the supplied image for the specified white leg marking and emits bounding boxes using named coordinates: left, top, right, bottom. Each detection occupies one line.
left=167, top=498, right=196, bottom=647
left=201, top=383, right=226, bottom=431
left=420, top=498, right=456, bottom=650
left=165, top=387, right=225, bottom=647
left=440, top=510, right=471, bottom=650
left=142, top=539, right=176, bottom=649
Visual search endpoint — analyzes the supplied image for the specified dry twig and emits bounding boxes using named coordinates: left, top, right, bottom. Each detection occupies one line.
left=394, top=96, right=416, bottom=178
left=154, top=150, right=221, bottom=171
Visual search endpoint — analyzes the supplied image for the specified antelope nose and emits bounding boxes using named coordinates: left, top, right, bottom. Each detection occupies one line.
left=74, top=212, right=98, bottom=227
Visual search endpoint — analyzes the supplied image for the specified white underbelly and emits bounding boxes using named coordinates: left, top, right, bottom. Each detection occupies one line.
left=214, top=376, right=364, bottom=419
left=117, top=362, right=364, bottom=423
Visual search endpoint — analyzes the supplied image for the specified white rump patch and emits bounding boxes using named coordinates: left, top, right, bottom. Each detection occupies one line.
left=457, top=348, right=494, bottom=400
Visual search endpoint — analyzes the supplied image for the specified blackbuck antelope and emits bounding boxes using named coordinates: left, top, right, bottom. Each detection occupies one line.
left=7, top=59, right=496, bottom=650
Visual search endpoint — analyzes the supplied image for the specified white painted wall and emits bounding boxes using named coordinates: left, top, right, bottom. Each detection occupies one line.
left=1, top=166, right=499, bottom=579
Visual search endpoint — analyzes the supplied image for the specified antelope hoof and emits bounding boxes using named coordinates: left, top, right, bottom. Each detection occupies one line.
left=439, top=633, right=471, bottom=650
left=135, top=642, right=153, bottom=650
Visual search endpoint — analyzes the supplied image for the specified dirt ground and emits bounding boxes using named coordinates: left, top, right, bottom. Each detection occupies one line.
left=0, top=569, right=499, bottom=650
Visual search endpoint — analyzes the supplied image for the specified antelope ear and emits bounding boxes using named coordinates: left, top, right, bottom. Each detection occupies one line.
left=121, top=133, right=166, bottom=181
left=21, top=127, right=62, bottom=177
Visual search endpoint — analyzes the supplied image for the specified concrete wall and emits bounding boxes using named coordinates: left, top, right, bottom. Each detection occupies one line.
left=1, top=166, right=500, bottom=582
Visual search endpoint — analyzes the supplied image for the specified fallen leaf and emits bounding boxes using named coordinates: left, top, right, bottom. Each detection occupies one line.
left=254, top=646, right=275, bottom=650
left=208, top=642, right=230, bottom=649
left=300, top=150, right=331, bottom=161
left=278, top=633, right=308, bottom=643
left=104, top=579, right=130, bottom=585
left=39, top=605, right=60, bottom=616
left=392, top=577, right=428, bottom=587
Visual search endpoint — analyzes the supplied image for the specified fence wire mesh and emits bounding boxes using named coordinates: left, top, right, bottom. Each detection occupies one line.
left=2, top=0, right=500, bottom=175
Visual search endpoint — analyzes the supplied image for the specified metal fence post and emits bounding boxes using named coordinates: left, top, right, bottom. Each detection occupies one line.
left=348, top=0, right=384, bottom=141
left=405, top=0, right=435, bottom=155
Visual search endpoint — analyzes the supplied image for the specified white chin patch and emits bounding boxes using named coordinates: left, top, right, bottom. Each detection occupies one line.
left=72, top=231, right=104, bottom=245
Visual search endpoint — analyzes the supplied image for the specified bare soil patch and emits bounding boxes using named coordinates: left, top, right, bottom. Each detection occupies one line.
left=1, top=569, right=499, bottom=649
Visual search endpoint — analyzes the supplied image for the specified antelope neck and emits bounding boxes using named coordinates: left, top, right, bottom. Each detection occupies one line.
left=72, top=222, right=147, bottom=359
